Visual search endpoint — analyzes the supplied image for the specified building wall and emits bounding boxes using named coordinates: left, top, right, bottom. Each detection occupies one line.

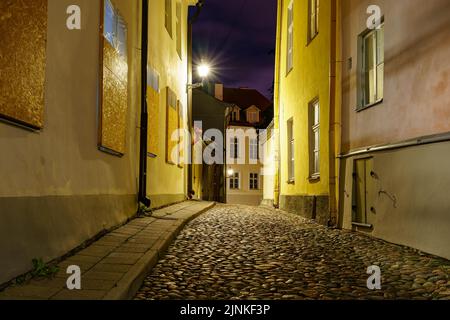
left=262, top=123, right=275, bottom=206
left=0, top=0, right=140, bottom=285
left=340, top=0, right=450, bottom=259
left=226, top=126, right=264, bottom=206
left=192, top=88, right=229, bottom=203
left=341, top=0, right=450, bottom=152
left=0, top=0, right=196, bottom=285
left=146, top=0, right=195, bottom=208
left=340, top=142, right=450, bottom=259
left=275, top=0, right=339, bottom=223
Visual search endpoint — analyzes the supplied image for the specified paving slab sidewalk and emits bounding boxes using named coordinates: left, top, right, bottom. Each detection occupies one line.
left=0, top=201, right=215, bottom=300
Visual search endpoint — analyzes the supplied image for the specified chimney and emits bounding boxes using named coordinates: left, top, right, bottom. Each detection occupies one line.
left=215, top=83, right=223, bottom=101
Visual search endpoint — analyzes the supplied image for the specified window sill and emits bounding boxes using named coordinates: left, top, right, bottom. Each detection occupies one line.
left=356, top=99, right=383, bottom=112
left=286, top=68, right=293, bottom=78
left=308, top=174, right=320, bottom=182
left=352, top=222, right=373, bottom=229
left=306, top=33, right=318, bottom=47
left=287, top=179, right=295, bottom=185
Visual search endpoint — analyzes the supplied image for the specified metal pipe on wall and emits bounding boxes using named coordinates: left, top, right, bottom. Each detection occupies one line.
left=187, top=0, right=204, bottom=198
left=138, top=0, right=151, bottom=208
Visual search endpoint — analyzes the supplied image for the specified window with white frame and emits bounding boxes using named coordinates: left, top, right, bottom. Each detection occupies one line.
left=165, top=0, right=172, bottom=37
left=308, top=0, right=319, bottom=42
left=249, top=173, right=259, bottom=190
left=359, top=23, right=384, bottom=109
left=175, top=2, right=181, bottom=58
left=287, top=118, right=295, bottom=182
left=230, top=172, right=240, bottom=189
left=286, top=0, right=294, bottom=74
left=309, top=99, right=320, bottom=178
left=249, top=138, right=258, bottom=161
left=230, top=137, right=239, bottom=159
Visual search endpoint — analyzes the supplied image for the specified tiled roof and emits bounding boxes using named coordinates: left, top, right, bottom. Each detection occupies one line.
left=222, top=87, right=272, bottom=111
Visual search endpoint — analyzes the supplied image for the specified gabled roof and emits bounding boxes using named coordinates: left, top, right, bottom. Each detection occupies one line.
left=222, top=87, right=272, bottom=111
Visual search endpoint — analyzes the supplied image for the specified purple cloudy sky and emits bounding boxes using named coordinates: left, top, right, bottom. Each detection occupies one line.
left=191, top=0, right=278, bottom=100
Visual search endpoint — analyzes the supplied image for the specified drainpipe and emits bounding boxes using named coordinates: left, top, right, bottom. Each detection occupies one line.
left=187, top=0, right=204, bottom=198
left=273, top=0, right=283, bottom=208
left=138, top=0, right=151, bottom=208
left=328, top=0, right=340, bottom=226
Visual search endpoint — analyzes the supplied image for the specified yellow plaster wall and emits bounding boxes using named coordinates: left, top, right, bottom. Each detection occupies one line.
left=146, top=0, right=192, bottom=205
left=276, top=0, right=333, bottom=198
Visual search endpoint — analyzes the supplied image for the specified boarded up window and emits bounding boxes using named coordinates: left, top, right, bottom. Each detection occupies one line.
left=147, top=67, right=160, bottom=156
left=177, top=100, right=184, bottom=167
left=0, top=0, right=47, bottom=130
left=99, top=0, right=129, bottom=156
left=166, top=87, right=179, bottom=164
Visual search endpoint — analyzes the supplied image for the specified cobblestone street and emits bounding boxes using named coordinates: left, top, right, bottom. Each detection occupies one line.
left=135, top=205, right=450, bottom=300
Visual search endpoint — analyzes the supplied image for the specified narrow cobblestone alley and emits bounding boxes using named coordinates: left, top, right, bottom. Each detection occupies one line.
left=135, top=205, right=450, bottom=300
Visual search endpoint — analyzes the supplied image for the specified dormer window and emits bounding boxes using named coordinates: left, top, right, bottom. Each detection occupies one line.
left=230, top=107, right=240, bottom=122
left=247, top=110, right=259, bottom=123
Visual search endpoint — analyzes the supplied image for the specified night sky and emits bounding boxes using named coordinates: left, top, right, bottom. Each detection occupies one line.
left=191, top=0, right=278, bottom=100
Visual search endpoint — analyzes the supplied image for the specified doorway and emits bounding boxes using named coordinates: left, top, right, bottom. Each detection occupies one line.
left=352, top=158, right=376, bottom=229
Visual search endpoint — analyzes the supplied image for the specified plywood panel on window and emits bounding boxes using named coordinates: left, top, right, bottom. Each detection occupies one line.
left=0, top=0, right=47, bottom=130
left=147, top=67, right=160, bottom=156
left=177, top=100, right=184, bottom=167
left=166, top=87, right=179, bottom=165
left=99, top=0, right=129, bottom=156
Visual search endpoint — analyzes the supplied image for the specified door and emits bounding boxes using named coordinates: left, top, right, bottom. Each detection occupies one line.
left=352, top=158, right=375, bottom=227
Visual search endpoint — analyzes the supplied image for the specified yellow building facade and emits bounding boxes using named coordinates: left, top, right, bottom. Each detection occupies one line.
left=273, top=0, right=341, bottom=225
left=145, top=0, right=197, bottom=208
left=0, top=0, right=197, bottom=285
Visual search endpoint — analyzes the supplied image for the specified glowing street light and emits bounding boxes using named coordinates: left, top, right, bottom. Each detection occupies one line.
left=187, top=60, right=211, bottom=91
left=197, top=64, right=210, bottom=78
left=227, top=169, right=234, bottom=178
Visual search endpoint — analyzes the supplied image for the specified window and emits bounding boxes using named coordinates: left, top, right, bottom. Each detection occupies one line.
left=0, top=0, right=47, bottom=130
left=250, top=138, right=258, bottom=160
left=287, top=118, right=295, bottom=182
left=359, top=23, right=384, bottom=109
left=166, top=87, right=178, bottom=164
left=231, top=109, right=239, bottom=122
left=175, top=2, right=182, bottom=58
left=230, top=137, right=239, bottom=159
left=99, top=0, right=129, bottom=156
left=230, top=172, right=240, bottom=189
left=286, top=0, right=294, bottom=74
left=309, top=99, right=320, bottom=178
left=147, top=67, right=161, bottom=156
left=247, top=111, right=259, bottom=123
left=308, top=0, right=319, bottom=42
left=165, top=0, right=172, bottom=37
left=250, top=173, right=259, bottom=190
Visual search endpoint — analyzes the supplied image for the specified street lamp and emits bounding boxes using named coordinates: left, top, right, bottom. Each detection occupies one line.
left=197, top=64, right=210, bottom=78
left=187, top=63, right=210, bottom=91
left=227, top=168, right=234, bottom=178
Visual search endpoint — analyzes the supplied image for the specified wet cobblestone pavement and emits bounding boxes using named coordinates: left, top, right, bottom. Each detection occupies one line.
left=135, top=205, right=450, bottom=300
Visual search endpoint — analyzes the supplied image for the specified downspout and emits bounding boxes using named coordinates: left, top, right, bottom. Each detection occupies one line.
left=138, top=0, right=151, bottom=208
left=328, top=0, right=340, bottom=226
left=273, top=0, right=283, bottom=208
left=187, top=0, right=204, bottom=198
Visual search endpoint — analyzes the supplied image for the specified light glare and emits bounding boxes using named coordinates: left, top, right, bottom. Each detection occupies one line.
left=197, top=64, right=210, bottom=78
